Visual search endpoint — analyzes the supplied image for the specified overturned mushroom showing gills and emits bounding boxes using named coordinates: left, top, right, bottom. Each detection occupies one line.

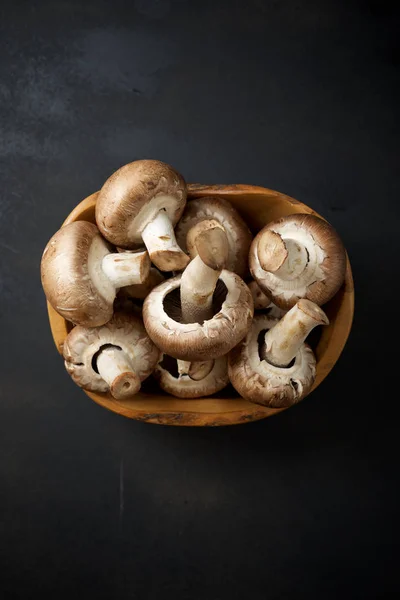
left=143, top=271, right=254, bottom=362
left=228, top=299, right=329, bottom=408
left=248, top=280, right=287, bottom=318
left=154, top=355, right=229, bottom=398
left=95, top=160, right=189, bottom=271
left=41, top=221, right=150, bottom=326
left=175, top=196, right=252, bottom=278
left=249, top=214, right=346, bottom=310
left=181, top=219, right=229, bottom=323
left=63, top=312, right=160, bottom=400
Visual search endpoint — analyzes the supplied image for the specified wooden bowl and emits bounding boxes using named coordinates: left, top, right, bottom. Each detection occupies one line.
left=47, top=184, right=354, bottom=426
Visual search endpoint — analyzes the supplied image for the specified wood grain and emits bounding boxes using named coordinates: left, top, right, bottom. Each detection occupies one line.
left=46, top=185, right=354, bottom=426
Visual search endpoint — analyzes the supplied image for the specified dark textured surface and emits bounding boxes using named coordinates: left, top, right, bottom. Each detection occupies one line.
left=0, top=1, right=398, bottom=598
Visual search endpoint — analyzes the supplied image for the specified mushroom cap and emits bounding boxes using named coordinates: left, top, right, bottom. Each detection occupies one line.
left=63, top=312, right=160, bottom=394
left=154, top=355, right=229, bottom=398
left=175, top=197, right=252, bottom=278
left=228, top=314, right=316, bottom=408
left=41, top=221, right=115, bottom=327
left=95, top=159, right=187, bottom=248
left=142, top=271, right=254, bottom=361
left=249, top=214, right=346, bottom=310
left=248, top=280, right=287, bottom=318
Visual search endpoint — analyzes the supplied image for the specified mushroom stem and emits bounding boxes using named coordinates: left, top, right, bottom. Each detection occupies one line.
left=179, top=221, right=230, bottom=376
left=177, top=360, right=191, bottom=376
left=262, top=299, right=329, bottom=367
left=177, top=359, right=215, bottom=381
left=180, top=255, right=220, bottom=323
left=257, top=230, right=308, bottom=281
left=102, top=251, right=151, bottom=288
left=180, top=220, right=229, bottom=324
left=96, top=346, right=141, bottom=400
left=124, top=267, right=165, bottom=300
left=141, top=210, right=189, bottom=272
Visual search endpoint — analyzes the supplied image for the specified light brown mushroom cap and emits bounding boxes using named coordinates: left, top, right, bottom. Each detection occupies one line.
left=143, top=271, right=254, bottom=361
left=175, top=197, right=252, bottom=278
left=154, top=355, right=229, bottom=398
left=63, top=312, right=160, bottom=396
left=95, top=159, right=187, bottom=248
left=228, top=315, right=316, bottom=408
left=41, top=221, right=115, bottom=327
left=249, top=214, right=346, bottom=310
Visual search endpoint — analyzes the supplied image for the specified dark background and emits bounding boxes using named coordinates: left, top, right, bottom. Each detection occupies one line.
left=0, top=1, right=398, bottom=598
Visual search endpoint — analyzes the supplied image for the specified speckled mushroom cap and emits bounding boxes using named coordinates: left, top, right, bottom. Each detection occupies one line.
left=143, top=271, right=254, bottom=361
left=228, top=314, right=316, bottom=408
left=249, top=214, right=346, bottom=310
left=154, top=355, right=229, bottom=399
left=95, top=159, right=187, bottom=249
left=63, top=312, right=160, bottom=395
left=175, top=197, right=252, bottom=278
left=41, top=221, right=116, bottom=327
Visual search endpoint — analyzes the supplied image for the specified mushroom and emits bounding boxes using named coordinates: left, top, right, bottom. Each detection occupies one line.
left=154, top=355, right=229, bottom=398
left=228, top=299, right=329, bottom=408
left=142, top=270, right=254, bottom=361
left=95, top=160, right=189, bottom=271
left=249, top=214, right=346, bottom=310
left=248, top=280, right=287, bottom=318
left=41, top=221, right=150, bottom=327
left=175, top=196, right=252, bottom=278
left=63, top=312, right=160, bottom=400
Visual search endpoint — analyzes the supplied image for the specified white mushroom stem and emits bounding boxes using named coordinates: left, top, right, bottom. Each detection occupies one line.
left=96, top=346, right=140, bottom=400
left=180, top=220, right=229, bottom=324
left=141, top=210, right=189, bottom=271
left=258, top=230, right=309, bottom=281
left=177, top=359, right=215, bottom=381
left=262, top=299, right=329, bottom=367
left=177, top=360, right=191, bottom=376
left=180, top=255, right=220, bottom=323
left=102, top=250, right=150, bottom=288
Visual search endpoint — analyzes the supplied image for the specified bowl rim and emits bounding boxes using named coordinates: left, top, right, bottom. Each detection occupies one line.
left=46, top=183, right=354, bottom=426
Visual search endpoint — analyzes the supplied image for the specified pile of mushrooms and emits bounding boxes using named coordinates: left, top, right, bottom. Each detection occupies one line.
left=41, top=159, right=347, bottom=407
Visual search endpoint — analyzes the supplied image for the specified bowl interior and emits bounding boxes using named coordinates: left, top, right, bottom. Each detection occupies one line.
left=47, top=184, right=354, bottom=426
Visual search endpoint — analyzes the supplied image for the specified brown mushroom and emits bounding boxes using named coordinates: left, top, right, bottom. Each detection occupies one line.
left=63, top=312, right=160, bottom=400
left=95, top=160, right=189, bottom=271
left=175, top=196, right=252, bottom=278
left=154, top=355, right=229, bottom=398
left=249, top=214, right=346, bottom=310
left=143, top=271, right=254, bottom=361
left=248, top=280, right=287, bottom=318
left=41, top=221, right=150, bottom=326
left=228, top=299, right=329, bottom=408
